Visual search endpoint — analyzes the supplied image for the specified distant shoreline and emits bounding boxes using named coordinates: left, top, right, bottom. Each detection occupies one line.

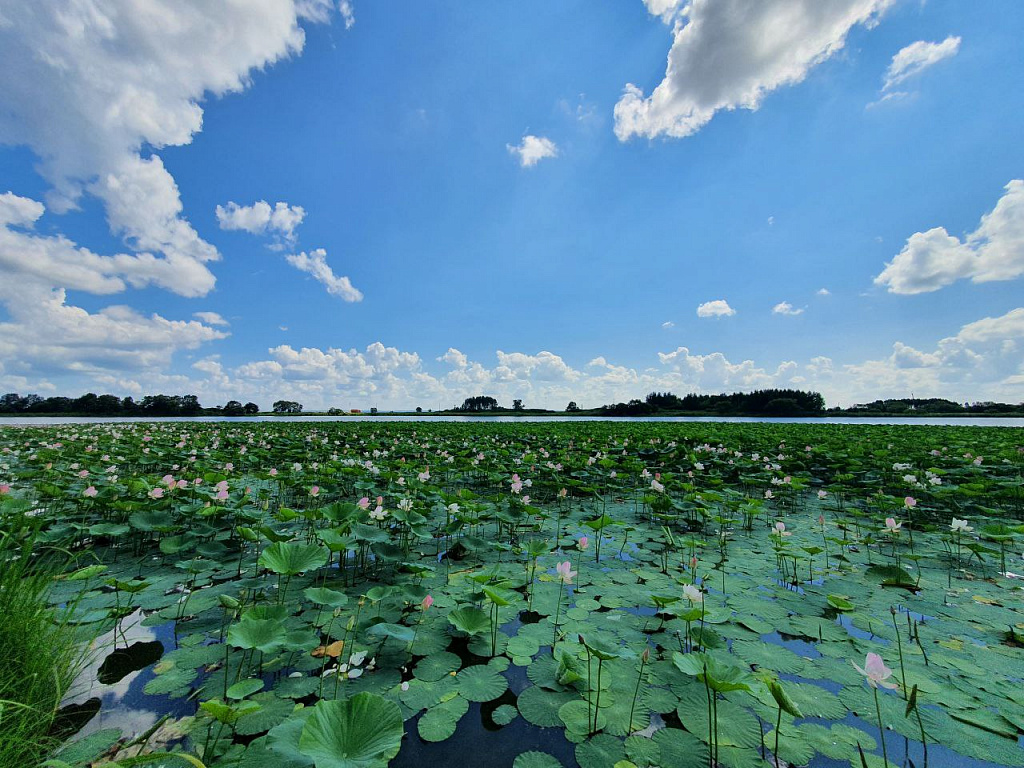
left=2, top=410, right=1022, bottom=419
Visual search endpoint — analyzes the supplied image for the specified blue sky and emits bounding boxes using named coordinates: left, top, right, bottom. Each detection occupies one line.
left=1, top=0, right=1023, bottom=409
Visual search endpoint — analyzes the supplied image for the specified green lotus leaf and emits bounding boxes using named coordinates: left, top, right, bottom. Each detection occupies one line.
left=575, top=733, right=627, bottom=768
left=259, top=541, right=328, bottom=576
left=414, top=651, right=461, bottom=682
left=297, top=694, right=404, bottom=768
left=365, top=622, right=415, bottom=644
left=228, top=678, right=266, bottom=700
left=517, top=686, right=577, bottom=727
left=492, top=703, right=519, bottom=726
left=456, top=664, right=508, bottom=702
left=513, top=752, right=563, bottom=768
left=228, top=616, right=287, bottom=653
left=303, top=587, right=349, bottom=608
left=448, top=606, right=491, bottom=635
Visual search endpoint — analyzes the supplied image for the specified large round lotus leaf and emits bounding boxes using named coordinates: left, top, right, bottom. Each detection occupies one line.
left=513, top=752, right=563, bottom=768
left=456, top=664, right=508, bottom=702
left=414, top=651, right=461, bottom=682
left=517, top=686, right=577, bottom=727
left=651, top=727, right=708, bottom=768
left=228, top=617, right=287, bottom=653
left=575, top=733, right=627, bottom=768
left=507, top=634, right=541, bottom=658
left=259, top=541, right=328, bottom=576
left=297, top=693, right=403, bottom=768
left=448, top=606, right=491, bottom=635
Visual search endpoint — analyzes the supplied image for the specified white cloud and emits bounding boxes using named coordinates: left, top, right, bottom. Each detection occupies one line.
left=285, top=248, right=363, bottom=302
left=0, top=1, right=335, bottom=297
left=438, top=348, right=469, bottom=368
left=339, top=0, right=355, bottom=29
left=817, top=288, right=831, bottom=296
left=661, top=321, right=675, bottom=329
left=507, top=135, right=559, bottom=167
left=874, top=180, right=1024, bottom=294
left=216, top=200, right=306, bottom=243
left=0, top=285, right=227, bottom=377
left=772, top=301, right=805, bottom=316
left=696, top=299, right=736, bottom=318
left=193, top=311, right=230, bottom=326
left=614, top=0, right=891, bottom=141
left=883, top=36, right=961, bottom=91
left=29, top=306, right=1024, bottom=409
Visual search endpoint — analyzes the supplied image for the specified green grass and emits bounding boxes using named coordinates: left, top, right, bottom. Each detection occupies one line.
left=0, top=526, right=86, bottom=768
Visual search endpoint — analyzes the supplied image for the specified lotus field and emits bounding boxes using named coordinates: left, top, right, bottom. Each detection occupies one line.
left=3, top=422, right=1024, bottom=768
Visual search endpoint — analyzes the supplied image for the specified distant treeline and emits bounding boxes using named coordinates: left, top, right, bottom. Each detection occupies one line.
left=599, top=389, right=827, bottom=416
left=0, top=393, right=268, bottom=417
left=839, top=397, right=1024, bottom=416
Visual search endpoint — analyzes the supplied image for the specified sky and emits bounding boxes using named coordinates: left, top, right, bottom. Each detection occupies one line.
left=1, top=0, right=1023, bottom=411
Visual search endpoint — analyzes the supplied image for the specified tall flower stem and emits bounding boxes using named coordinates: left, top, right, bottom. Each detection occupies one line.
left=873, top=686, right=890, bottom=768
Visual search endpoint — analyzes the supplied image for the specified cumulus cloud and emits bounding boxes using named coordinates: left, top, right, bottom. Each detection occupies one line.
left=874, top=180, right=1024, bottom=294
left=882, top=36, right=961, bottom=92
left=817, top=288, right=831, bottom=296
left=696, top=299, right=736, bottom=318
left=0, top=284, right=227, bottom=377
left=0, top=2, right=335, bottom=297
left=507, top=135, right=559, bottom=167
left=614, top=0, right=891, bottom=141
left=662, top=321, right=675, bottom=329
left=285, top=248, right=363, bottom=302
left=438, top=348, right=469, bottom=368
left=216, top=200, right=306, bottom=244
left=772, top=301, right=805, bottom=316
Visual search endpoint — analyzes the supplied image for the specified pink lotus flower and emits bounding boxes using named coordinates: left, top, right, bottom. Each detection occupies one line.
left=310, top=485, right=320, bottom=497
left=269, top=468, right=278, bottom=476
left=773, top=521, right=791, bottom=536
left=578, top=536, right=589, bottom=551
left=885, top=517, right=902, bottom=532
left=558, top=488, right=567, bottom=498
left=417, top=469, right=430, bottom=482
left=148, top=487, right=164, bottom=499
left=852, top=652, right=898, bottom=689
left=177, top=479, right=188, bottom=489
left=215, top=480, right=229, bottom=493
left=690, top=555, right=698, bottom=570
left=357, top=497, right=370, bottom=510
left=78, top=469, right=89, bottom=478
left=162, top=474, right=175, bottom=488
left=651, top=479, right=665, bottom=493
left=555, top=561, right=577, bottom=584
left=83, top=486, right=98, bottom=498
left=421, top=595, right=434, bottom=610
left=216, top=489, right=229, bottom=501
left=817, top=490, right=828, bottom=500
left=0, top=484, right=10, bottom=494
left=904, top=496, right=917, bottom=508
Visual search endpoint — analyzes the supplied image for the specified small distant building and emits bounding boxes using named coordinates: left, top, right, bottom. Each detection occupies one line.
left=350, top=409, right=362, bottom=414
